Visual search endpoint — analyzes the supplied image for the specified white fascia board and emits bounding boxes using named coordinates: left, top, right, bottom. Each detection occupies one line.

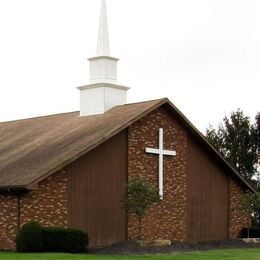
left=77, top=82, right=130, bottom=91
left=88, top=56, right=119, bottom=61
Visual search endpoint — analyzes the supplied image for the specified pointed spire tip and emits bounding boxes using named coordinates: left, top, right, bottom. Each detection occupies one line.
left=96, top=0, right=111, bottom=56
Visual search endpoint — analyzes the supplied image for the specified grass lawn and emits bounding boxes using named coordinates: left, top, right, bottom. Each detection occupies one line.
left=0, top=249, right=260, bottom=259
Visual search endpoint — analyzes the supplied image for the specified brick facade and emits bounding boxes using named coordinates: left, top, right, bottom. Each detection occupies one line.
left=229, top=178, right=251, bottom=239
left=128, top=107, right=188, bottom=241
left=0, top=194, right=18, bottom=250
left=20, top=170, right=68, bottom=228
left=127, top=106, right=251, bottom=242
left=0, top=106, right=253, bottom=250
left=0, top=170, right=68, bottom=250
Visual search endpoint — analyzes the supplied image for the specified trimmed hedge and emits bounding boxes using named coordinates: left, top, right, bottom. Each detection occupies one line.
left=241, top=227, right=260, bottom=238
left=43, top=227, right=88, bottom=253
left=16, top=221, right=88, bottom=253
left=16, top=221, right=43, bottom=252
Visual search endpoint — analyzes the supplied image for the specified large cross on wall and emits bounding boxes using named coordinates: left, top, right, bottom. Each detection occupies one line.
left=145, top=128, right=177, bottom=200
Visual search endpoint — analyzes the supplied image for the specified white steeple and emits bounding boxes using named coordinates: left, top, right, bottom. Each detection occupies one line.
left=96, top=0, right=110, bottom=56
left=78, top=0, right=129, bottom=117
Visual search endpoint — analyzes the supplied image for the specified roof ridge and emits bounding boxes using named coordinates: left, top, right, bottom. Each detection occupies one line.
left=0, top=98, right=168, bottom=124
left=0, top=111, right=79, bottom=124
left=123, top=98, right=168, bottom=106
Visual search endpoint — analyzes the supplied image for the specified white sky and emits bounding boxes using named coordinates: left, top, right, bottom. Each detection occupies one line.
left=0, top=0, right=259, bottom=132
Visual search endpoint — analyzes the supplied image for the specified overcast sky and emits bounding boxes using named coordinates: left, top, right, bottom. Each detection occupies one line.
left=0, top=0, right=259, bottom=132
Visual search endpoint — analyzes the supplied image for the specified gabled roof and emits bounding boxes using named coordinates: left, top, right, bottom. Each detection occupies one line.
left=0, top=98, right=256, bottom=193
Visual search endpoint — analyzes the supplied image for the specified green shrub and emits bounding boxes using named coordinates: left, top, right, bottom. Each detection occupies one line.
left=16, top=221, right=88, bottom=253
left=16, top=221, right=43, bottom=252
left=241, top=227, right=260, bottom=238
left=42, top=227, right=88, bottom=253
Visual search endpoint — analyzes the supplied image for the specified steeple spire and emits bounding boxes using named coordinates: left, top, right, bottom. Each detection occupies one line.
left=77, top=0, right=129, bottom=117
left=96, top=0, right=110, bottom=56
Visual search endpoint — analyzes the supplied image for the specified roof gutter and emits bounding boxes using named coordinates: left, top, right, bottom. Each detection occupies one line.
left=0, top=186, right=29, bottom=192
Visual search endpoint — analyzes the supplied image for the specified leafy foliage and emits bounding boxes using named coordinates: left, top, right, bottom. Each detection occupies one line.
left=206, top=109, right=259, bottom=183
left=256, top=113, right=260, bottom=167
left=16, top=221, right=88, bottom=253
left=16, top=221, right=43, bottom=252
left=122, top=178, right=160, bottom=239
left=240, top=192, right=260, bottom=226
left=42, top=227, right=88, bottom=253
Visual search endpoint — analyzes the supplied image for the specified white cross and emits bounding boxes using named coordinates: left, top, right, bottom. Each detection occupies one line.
left=145, top=128, right=176, bottom=200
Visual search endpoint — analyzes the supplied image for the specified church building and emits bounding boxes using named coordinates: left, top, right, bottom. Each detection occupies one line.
left=0, top=0, right=254, bottom=250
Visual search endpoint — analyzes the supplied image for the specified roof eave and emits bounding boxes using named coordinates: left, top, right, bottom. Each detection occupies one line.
left=0, top=186, right=29, bottom=192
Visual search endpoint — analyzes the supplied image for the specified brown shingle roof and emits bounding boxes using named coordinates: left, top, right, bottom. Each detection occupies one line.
left=0, top=98, right=256, bottom=193
left=0, top=99, right=165, bottom=189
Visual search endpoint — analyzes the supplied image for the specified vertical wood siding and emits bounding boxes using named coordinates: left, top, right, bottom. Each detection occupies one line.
left=67, top=130, right=127, bottom=247
left=187, top=135, right=229, bottom=242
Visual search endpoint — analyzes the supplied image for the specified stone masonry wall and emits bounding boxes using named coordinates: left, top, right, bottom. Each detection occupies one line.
left=128, top=106, right=188, bottom=241
left=229, top=178, right=251, bottom=239
left=0, top=170, right=68, bottom=250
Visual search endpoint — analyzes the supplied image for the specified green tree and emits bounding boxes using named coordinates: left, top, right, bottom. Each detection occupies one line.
left=255, top=113, right=260, bottom=160
left=122, top=178, right=160, bottom=240
left=206, top=109, right=259, bottom=182
left=240, top=192, right=260, bottom=226
left=254, top=113, right=260, bottom=183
